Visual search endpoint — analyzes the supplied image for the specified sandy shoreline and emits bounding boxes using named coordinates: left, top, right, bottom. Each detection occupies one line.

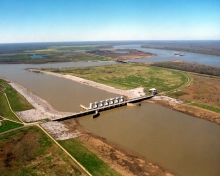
left=5, top=79, right=73, bottom=122
left=28, top=69, right=146, bottom=99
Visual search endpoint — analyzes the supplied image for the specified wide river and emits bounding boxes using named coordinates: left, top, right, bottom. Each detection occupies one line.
left=0, top=47, right=220, bottom=176
left=114, top=44, right=220, bottom=67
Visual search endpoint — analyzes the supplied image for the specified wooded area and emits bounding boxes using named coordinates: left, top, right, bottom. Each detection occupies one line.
left=153, top=62, right=220, bottom=76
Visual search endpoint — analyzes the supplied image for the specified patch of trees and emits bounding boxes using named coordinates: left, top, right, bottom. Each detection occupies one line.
left=153, top=62, right=220, bottom=76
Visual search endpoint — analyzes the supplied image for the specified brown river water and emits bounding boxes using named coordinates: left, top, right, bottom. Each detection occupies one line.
left=0, top=62, right=220, bottom=176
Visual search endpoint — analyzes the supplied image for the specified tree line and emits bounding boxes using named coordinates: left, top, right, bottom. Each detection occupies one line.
left=152, top=62, right=220, bottom=76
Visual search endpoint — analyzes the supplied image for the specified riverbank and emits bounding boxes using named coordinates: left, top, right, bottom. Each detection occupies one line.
left=151, top=95, right=220, bottom=125
left=2, top=78, right=73, bottom=122
left=62, top=119, right=175, bottom=176
left=40, top=64, right=187, bottom=92
left=28, top=69, right=146, bottom=99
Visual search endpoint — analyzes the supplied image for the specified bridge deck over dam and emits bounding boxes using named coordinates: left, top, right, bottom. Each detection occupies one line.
left=53, top=95, right=154, bottom=121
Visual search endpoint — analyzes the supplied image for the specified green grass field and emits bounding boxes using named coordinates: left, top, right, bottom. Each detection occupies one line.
left=0, top=120, right=23, bottom=133
left=187, top=102, right=220, bottom=113
left=0, top=79, right=33, bottom=111
left=45, top=64, right=187, bottom=92
left=0, top=79, right=33, bottom=122
left=59, top=139, right=120, bottom=176
left=0, top=93, right=20, bottom=122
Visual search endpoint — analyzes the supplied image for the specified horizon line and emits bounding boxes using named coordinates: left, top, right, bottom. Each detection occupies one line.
left=1, top=39, right=220, bottom=44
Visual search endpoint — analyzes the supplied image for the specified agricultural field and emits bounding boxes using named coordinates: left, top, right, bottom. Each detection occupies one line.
left=0, top=126, right=83, bottom=176
left=44, top=63, right=188, bottom=92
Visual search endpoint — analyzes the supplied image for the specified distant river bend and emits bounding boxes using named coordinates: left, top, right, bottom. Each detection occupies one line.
left=114, top=44, right=220, bottom=67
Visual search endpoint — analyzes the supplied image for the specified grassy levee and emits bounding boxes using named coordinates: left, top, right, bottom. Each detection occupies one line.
left=45, top=64, right=188, bottom=93
left=0, top=120, right=23, bottom=133
left=0, top=126, right=83, bottom=176
left=4, top=85, right=33, bottom=112
left=0, top=93, right=19, bottom=122
left=0, top=79, right=33, bottom=122
left=59, top=139, right=120, bottom=176
left=0, top=79, right=33, bottom=112
left=187, top=102, right=220, bottom=113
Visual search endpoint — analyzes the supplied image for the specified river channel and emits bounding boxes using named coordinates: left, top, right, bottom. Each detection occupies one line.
left=0, top=50, right=220, bottom=175
left=114, top=44, right=220, bottom=67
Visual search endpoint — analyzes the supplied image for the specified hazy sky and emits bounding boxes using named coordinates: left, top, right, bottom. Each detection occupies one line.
left=0, top=0, right=220, bottom=43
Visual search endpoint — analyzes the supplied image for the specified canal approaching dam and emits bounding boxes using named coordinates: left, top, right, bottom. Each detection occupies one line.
left=0, top=61, right=220, bottom=176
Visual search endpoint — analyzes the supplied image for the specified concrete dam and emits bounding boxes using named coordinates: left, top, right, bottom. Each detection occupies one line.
left=53, top=95, right=154, bottom=121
